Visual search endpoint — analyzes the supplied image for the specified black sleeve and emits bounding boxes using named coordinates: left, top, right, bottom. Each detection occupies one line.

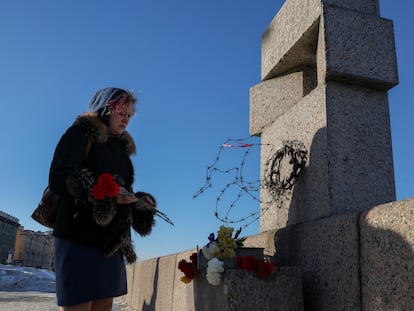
left=48, top=124, right=90, bottom=199
left=131, top=191, right=156, bottom=236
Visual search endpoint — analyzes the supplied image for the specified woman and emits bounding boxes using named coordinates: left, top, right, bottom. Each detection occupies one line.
left=49, top=87, right=156, bottom=311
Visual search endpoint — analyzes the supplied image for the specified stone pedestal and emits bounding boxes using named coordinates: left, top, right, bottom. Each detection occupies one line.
left=194, top=267, right=303, bottom=311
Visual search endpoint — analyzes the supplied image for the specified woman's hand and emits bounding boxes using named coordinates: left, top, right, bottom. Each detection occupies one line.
left=117, top=187, right=138, bottom=204
left=136, top=195, right=157, bottom=211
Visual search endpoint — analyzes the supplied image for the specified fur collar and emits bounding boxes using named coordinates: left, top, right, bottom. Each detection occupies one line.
left=73, top=112, right=136, bottom=156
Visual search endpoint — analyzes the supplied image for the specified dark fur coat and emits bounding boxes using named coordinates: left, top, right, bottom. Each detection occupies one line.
left=49, top=113, right=155, bottom=263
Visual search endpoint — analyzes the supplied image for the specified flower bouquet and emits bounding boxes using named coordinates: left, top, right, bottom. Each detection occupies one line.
left=178, top=226, right=275, bottom=286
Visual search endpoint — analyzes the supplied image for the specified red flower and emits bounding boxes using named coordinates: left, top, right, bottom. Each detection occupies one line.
left=183, top=266, right=197, bottom=279
left=242, top=255, right=260, bottom=271
left=236, top=256, right=244, bottom=269
left=190, top=252, right=198, bottom=265
left=91, top=173, right=120, bottom=200
left=178, top=252, right=198, bottom=282
left=258, top=261, right=275, bottom=278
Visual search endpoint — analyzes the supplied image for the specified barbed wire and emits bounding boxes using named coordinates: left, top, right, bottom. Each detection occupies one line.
left=193, top=137, right=308, bottom=229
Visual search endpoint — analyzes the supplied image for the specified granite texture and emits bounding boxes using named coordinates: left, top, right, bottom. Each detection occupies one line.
left=262, top=0, right=391, bottom=86
left=360, top=198, right=414, bottom=311
left=274, top=213, right=361, bottom=311
left=260, top=84, right=328, bottom=232
left=259, top=82, right=395, bottom=232
left=261, top=0, right=320, bottom=80
left=320, top=5, right=398, bottom=90
left=249, top=69, right=316, bottom=136
left=194, top=267, right=303, bottom=311
left=325, top=82, right=396, bottom=212
left=322, top=0, right=379, bottom=15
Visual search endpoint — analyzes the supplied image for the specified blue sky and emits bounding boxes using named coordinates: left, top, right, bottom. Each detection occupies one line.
left=0, top=0, right=412, bottom=260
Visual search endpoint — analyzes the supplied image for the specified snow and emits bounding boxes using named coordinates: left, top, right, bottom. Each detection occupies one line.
left=0, top=264, right=56, bottom=293
left=0, top=264, right=136, bottom=310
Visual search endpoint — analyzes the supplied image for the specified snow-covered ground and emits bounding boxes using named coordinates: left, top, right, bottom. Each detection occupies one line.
left=0, top=264, right=56, bottom=293
left=0, top=264, right=135, bottom=310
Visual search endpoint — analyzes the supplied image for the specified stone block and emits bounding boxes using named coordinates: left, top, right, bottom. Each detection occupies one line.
left=260, top=84, right=328, bottom=232
left=360, top=198, right=414, bottom=311
left=172, top=250, right=196, bottom=311
left=324, top=82, right=396, bottom=211
left=154, top=255, right=176, bottom=310
left=249, top=70, right=316, bottom=136
left=274, top=213, right=361, bottom=311
left=320, top=5, right=398, bottom=90
left=129, top=257, right=158, bottom=310
left=124, top=263, right=135, bottom=306
left=243, top=230, right=277, bottom=257
left=260, top=82, right=395, bottom=232
left=262, top=0, right=388, bottom=84
left=194, top=267, right=303, bottom=311
left=323, top=0, right=379, bottom=15
left=261, top=0, right=321, bottom=80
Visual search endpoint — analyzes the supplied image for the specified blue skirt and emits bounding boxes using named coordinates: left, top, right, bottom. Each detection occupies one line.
left=54, top=237, right=127, bottom=306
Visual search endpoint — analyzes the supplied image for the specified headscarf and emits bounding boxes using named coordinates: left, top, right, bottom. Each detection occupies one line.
left=89, top=87, right=129, bottom=117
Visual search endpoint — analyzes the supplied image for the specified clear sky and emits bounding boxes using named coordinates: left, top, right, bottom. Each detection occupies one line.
left=0, top=0, right=412, bottom=261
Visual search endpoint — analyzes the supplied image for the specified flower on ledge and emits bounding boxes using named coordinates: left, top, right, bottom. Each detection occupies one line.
left=206, top=258, right=224, bottom=285
left=178, top=252, right=198, bottom=284
left=202, top=225, right=245, bottom=261
left=91, top=173, right=120, bottom=200
left=177, top=225, right=275, bottom=286
left=236, top=255, right=275, bottom=278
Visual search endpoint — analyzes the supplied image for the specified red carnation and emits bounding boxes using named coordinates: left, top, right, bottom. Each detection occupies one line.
left=236, top=256, right=244, bottom=269
left=258, top=261, right=275, bottom=278
left=178, top=258, right=197, bottom=280
left=91, top=173, right=120, bottom=200
left=190, top=252, right=198, bottom=265
left=183, top=266, right=197, bottom=279
left=242, top=255, right=260, bottom=271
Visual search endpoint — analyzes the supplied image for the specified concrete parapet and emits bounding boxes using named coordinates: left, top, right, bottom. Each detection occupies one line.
left=155, top=255, right=176, bottom=310
left=173, top=250, right=196, bottom=311
left=129, top=257, right=158, bottom=310
left=194, top=267, right=303, bottom=311
left=123, top=264, right=135, bottom=306
left=124, top=251, right=196, bottom=311
left=360, top=198, right=414, bottom=311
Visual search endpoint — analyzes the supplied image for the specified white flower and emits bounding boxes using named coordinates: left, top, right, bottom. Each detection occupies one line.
left=202, top=241, right=220, bottom=260
left=207, top=258, right=224, bottom=272
left=206, top=270, right=222, bottom=285
left=206, top=258, right=224, bottom=286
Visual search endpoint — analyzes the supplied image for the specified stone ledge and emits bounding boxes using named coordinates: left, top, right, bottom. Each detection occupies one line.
left=194, top=267, right=303, bottom=311
left=360, top=198, right=414, bottom=311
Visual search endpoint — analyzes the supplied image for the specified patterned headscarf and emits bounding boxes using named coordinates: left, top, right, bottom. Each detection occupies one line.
left=89, top=87, right=132, bottom=117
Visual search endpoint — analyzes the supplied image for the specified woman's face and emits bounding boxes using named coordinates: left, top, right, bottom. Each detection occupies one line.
left=109, top=102, right=134, bottom=135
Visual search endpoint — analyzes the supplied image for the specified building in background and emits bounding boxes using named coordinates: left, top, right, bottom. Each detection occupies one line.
left=0, top=211, right=20, bottom=264
left=14, top=227, right=54, bottom=270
